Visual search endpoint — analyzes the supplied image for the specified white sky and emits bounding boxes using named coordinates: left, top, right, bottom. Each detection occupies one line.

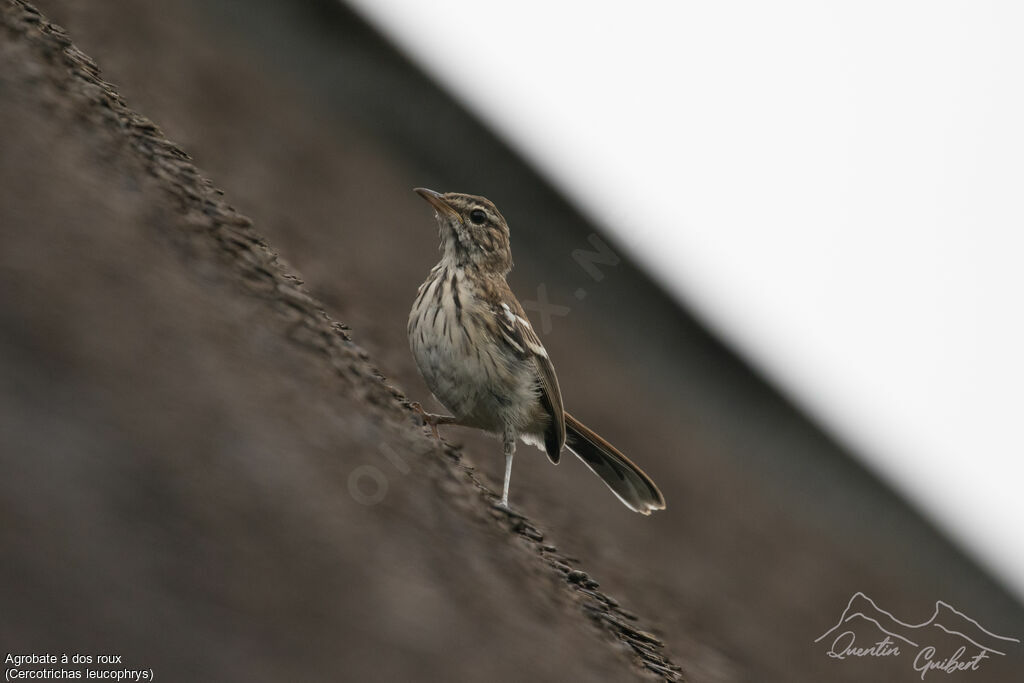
left=346, top=1, right=1024, bottom=600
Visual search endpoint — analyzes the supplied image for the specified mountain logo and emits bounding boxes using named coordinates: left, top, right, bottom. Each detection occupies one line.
left=815, top=592, right=1019, bottom=678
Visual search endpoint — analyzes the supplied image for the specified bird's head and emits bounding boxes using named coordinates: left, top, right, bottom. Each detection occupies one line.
left=414, top=188, right=513, bottom=274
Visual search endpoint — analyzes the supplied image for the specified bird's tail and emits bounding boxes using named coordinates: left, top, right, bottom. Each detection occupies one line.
left=564, top=412, right=666, bottom=515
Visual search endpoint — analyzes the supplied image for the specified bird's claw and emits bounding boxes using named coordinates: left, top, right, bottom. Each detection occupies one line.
left=491, top=500, right=525, bottom=519
left=410, top=401, right=441, bottom=439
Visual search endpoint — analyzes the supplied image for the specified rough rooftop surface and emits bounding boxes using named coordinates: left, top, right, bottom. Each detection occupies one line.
left=0, top=2, right=685, bottom=680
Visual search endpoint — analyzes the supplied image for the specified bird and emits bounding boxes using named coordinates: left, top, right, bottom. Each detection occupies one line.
left=407, top=188, right=666, bottom=515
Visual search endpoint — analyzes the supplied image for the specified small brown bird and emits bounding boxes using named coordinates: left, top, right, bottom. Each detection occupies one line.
left=408, top=188, right=665, bottom=514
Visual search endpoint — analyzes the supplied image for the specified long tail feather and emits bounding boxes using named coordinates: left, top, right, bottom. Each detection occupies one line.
left=564, top=412, right=666, bottom=514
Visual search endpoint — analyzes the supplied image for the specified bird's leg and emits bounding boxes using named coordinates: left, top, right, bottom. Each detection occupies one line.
left=498, top=424, right=516, bottom=510
left=409, top=402, right=456, bottom=439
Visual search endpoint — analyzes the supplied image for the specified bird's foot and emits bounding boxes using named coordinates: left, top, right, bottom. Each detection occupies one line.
left=410, top=401, right=442, bottom=439
left=491, top=499, right=526, bottom=519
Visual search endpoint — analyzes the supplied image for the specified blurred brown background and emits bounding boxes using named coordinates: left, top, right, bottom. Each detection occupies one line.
left=2, top=1, right=1022, bottom=681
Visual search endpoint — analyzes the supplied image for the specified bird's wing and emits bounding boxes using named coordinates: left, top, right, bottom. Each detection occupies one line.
left=494, top=299, right=566, bottom=462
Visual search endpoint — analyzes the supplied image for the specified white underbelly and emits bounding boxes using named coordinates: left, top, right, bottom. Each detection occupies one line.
left=409, top=304, right=538, bottom=432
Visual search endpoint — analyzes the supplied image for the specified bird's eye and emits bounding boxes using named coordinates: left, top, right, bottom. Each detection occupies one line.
left=469, top=209, right=486, bottom=225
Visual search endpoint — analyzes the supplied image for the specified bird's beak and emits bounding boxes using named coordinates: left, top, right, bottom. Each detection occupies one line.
left=414, top=187, right=459, bottom=219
